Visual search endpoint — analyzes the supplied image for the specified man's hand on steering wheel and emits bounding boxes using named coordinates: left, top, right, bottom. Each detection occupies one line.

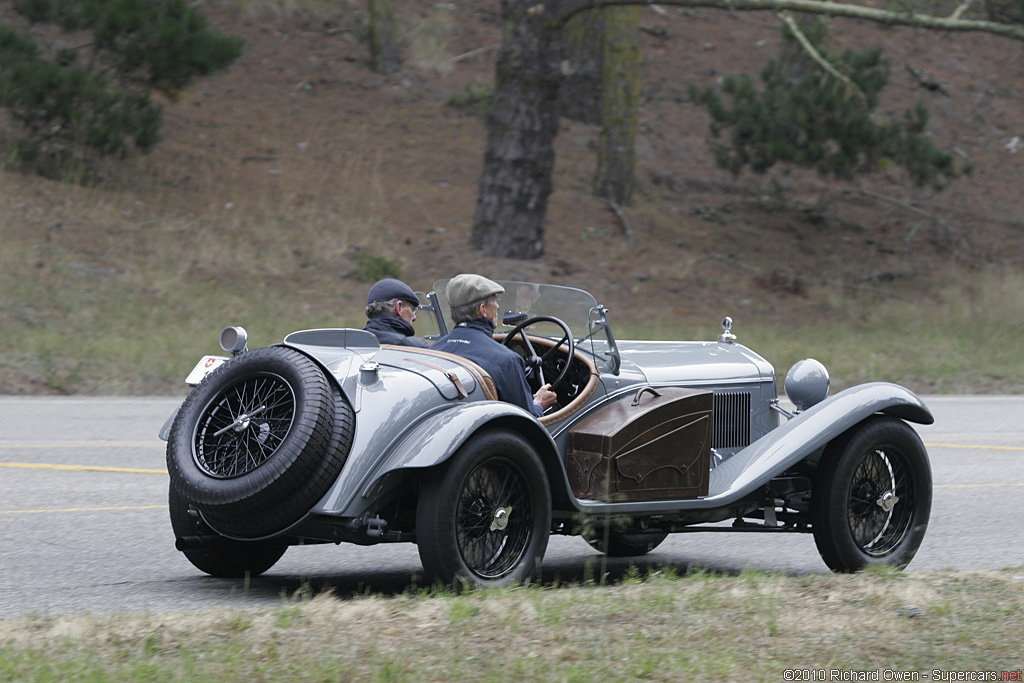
left=500, top=315, right=575, bottom=391
left=533, top=383, right=557, bottom=411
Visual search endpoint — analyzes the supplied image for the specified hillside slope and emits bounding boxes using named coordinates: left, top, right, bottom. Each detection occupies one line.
left=2, top=1, right=1023, bottom=394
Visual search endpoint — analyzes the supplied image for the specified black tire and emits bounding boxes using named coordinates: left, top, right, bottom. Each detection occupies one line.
left=167, top=346, right=353, bottom=536
left=584, top=530, right=669, bottom=557
left=169, top=485, right=286, bottom=578
left=416, top=429, right=551, bottom=588
left=811, top=416, right=932, bottom=572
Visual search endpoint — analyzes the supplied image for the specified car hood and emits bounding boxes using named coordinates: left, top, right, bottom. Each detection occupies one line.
left=615, top=340, right=775, bottom=386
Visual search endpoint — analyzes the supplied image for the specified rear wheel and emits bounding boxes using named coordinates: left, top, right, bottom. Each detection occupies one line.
left=416, top=429, right=551, bottom=588
left=812, top=416, right=931, bottom=572
left=168, top=485, right=286, bottom=578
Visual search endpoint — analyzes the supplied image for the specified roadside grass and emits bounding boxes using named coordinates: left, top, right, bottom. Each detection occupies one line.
left=4, top=160, right=1021, bottom=394
left=4, top=178, right=1022, bottom=394
left=627, top=266, right=1024, bottom=394
left=1, top=568, right=1022, bottom=681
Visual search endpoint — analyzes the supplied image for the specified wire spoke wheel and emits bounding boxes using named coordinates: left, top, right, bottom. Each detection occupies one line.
left=846, top=448, right=913, bottom=557
left=417, top=429, right=551, bottom=588
left=812, top=416, right=931, bottom=572
left=455, top=459, right=531, bottom=579
left=167, top=345, right=354, bottom=538
left=193, top=373, right=296, bottom=478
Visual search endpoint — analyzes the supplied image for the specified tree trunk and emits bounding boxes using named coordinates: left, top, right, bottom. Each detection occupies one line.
left=593, top=5, right=641, bottom=205
left=559, top=9, right=604, bottom=124
left=368, top=0, right=401, bottom=75
left=470, top=1, right=564, bottom=259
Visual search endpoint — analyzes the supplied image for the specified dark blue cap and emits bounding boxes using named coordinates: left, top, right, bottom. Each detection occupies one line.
left=366, top=278, right=418, bottom=306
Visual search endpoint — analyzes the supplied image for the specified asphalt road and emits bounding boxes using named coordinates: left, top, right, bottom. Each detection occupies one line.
left=1, top=395, right=1022, bottom=619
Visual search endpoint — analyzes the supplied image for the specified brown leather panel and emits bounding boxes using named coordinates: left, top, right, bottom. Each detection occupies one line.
left=567, top=388, right=713, bottom=501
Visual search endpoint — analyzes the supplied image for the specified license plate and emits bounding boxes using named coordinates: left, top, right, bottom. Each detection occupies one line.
left=185, top=355, right=229, bottom=385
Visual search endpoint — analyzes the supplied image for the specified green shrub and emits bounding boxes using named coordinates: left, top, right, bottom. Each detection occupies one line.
left=448, top=82, right=495, bottom=118
left=1, top=0, right=243, bottom=177
left=690, top=21, right=959, bottom=189
left=350, top=249, right=402, bottom=282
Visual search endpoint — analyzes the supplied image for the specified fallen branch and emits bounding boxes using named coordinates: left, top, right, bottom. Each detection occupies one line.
left=451, top=44, right=500, bottom=64
left=840, top=187, right=950, bottom=242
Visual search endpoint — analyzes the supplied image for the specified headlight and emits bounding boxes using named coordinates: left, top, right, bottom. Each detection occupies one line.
left=784, top=358, right=830, bottom=411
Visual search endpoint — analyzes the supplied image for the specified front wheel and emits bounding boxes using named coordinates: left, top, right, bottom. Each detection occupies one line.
left=416, top=429, right=551, bottom=588
left=811, top=416, right=931, bottom=572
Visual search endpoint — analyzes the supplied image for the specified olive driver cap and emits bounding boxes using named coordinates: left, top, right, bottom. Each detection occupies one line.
left=446, top=274, right=505, bottom=308
left=367, top=278, right=419, bottom=306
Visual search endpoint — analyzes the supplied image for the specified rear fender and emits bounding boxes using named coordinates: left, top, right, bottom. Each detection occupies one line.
left=319, top=402, right=564, bottom=518
left=575, top=382, right=932, bottom=514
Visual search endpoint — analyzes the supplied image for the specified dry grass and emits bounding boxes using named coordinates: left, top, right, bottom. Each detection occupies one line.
left=1, top=569, right=1022, bottom=681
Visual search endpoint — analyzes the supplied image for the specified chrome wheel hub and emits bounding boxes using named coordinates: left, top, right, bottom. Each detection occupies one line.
left=490, top=507, right=511, bottom=532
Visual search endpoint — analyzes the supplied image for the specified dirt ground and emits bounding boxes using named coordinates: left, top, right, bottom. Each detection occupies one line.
left=4, top=0, right=1024, bottom=338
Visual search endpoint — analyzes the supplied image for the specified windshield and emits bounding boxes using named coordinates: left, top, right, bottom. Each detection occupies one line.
left=430, top=279, right=597, bottom=337
left=428, top=279, right=620, bottom=374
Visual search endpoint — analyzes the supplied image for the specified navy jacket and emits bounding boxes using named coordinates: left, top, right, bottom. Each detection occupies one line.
left=364, top=315, right=428, bottom=347
left=430, top=318, right=543, bottom=417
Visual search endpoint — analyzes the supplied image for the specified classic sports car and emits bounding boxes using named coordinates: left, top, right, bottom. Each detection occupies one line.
left=161, top=280, right=933, bottom=586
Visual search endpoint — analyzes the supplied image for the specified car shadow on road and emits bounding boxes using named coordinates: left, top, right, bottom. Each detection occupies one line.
left=199, top=553, right=789, bottom=606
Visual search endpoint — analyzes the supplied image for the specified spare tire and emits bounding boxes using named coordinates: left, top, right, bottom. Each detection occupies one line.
left=167, top=346, right=353, bottom=536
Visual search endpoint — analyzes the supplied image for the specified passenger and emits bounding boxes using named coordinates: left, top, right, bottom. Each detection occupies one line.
left=363, top=278, right=429, bottom=348
left=431, top=274, right=557, bottom=417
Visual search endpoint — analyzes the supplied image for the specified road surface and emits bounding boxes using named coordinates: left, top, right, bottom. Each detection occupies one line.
left=1, top=395, right=1021, bottom=618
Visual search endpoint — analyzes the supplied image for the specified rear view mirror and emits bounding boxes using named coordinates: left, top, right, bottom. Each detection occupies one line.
left=502, top=311, right=528, bottom=326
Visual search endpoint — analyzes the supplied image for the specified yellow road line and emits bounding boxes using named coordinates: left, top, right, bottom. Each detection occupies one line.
left=926, top=442, right=1024, bottom=452
left=0, top=463, right=167, bottom=474
left=0, top=443, right=164, bottom=449
left=0, top=505, right=166, bottom=515
left=936, top=483, right=1024, bottom=489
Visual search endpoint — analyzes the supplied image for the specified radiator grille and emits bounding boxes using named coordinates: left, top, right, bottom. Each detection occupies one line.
left=713, top=391, right=752, bottom=449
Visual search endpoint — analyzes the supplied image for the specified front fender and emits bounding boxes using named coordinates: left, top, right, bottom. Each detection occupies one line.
left=316, top=401, right=559, bottom=518
left=575, top=381, right=932, bottom=514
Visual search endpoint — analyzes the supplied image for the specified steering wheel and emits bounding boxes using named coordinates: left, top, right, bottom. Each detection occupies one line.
left=501, top=316, right=575, bottom=391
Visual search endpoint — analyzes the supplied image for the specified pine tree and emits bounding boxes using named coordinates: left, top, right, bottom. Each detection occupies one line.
left=689, top=21, right=958, bottom=189
left=0, top=0, right=243, bottom=178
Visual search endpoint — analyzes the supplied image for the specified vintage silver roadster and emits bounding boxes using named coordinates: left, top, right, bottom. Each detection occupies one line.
left=161, top=280, right=933, bottom=586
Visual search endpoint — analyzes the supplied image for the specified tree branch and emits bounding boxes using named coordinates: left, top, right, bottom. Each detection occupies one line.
left=776, top=10, right=866, bottom=102
left=555, top=0, right=1024, bottom=42
left=949, top=0, right=977, bottom=20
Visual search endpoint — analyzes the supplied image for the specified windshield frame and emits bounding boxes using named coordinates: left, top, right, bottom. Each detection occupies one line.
left=426, top=279, right=621, bottom=375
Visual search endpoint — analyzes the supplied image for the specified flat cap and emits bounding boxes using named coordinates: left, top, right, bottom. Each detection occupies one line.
left=366, top=278, right=419, bottom=306
left=446, top=274, right=505, bottom=309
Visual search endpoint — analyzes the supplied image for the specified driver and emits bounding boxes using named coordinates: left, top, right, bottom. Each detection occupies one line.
left=431, top=274, right=557, bottom=417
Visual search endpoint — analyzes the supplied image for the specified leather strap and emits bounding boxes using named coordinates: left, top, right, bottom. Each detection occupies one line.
left=632, top=386, right=662, bottom=406
left=404, top=358, right=469, bottom=399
